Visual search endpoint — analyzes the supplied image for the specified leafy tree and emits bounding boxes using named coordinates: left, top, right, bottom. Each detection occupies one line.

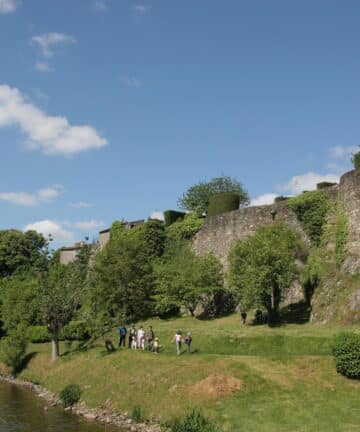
left=178, top=176, right=249, bottom=214
left=154, top=246, right=225, bottom=317
left=288, top=190, right=331, bottom=245
left=36, top=246, right=91, bottom=361
left=0, top=275, right=39, bottom=332
left=228, top=223, right=304, bottom=323
left=0, top=230, right=48, bottom=277
left=165, top=213, right=204, bottom=257
left=0, top=325, right=28, bottom=375
left=90, top=235, right=154, bottom=327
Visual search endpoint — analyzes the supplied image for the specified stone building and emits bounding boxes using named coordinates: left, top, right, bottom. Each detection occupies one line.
left=59, top=242, right=86, bottom=265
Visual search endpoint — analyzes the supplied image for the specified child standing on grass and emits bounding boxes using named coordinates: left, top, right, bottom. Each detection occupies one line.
left=137, top=326, right=145, bottom=350
left=153, top=337, right=160, bottom=354
left=131, top=333, right=137, bottom=350
left=173, top=330, right=183, bottom=355
left=185, top=332, right=192, bottom=353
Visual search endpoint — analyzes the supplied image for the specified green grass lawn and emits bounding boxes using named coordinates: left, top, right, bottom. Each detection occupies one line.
left=2, top=314, right=360, bottom=431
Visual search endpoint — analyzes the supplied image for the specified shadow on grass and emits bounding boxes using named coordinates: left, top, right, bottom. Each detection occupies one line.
left=279, top=301, right=311, bottom=325
left=14, top=352, right=37, bottom=376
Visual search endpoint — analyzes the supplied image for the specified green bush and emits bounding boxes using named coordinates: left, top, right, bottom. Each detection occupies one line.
left=131, top=405, right=144, bottom=423
left=207, top=193, right=240, bottom=217
left=60, top=321, right=91, bottom=341
left=170, top=410, right=219, bottom=432
left=288, top=190, right=331, bottom=245
left=316, top=182, right=337, bottom=189
left=0, top=326, right=27, bottom=374
left=164, top=210, right=186, bottom=227
left=59, top=383, right=81, bottom=407
left=351, top=151, right=360, bottom=170
left=332, top=332, right=360, bottom=379
left=26, top=326, right=51, bottom=343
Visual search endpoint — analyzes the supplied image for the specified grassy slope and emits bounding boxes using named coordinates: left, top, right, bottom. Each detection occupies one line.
left=2, top=315, right=360, bottom=432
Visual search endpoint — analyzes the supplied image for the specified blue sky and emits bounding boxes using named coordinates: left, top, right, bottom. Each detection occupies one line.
left=0, top=0, right=359, bottom=246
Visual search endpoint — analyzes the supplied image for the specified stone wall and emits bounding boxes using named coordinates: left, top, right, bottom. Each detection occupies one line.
left=338, top=170, right=360, bottom=273
left=192, top=201, right=310, bottom=269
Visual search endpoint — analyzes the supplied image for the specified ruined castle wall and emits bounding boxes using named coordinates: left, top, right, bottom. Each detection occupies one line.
left=338, top=170, right=360, bottom=272
left=192, top=202, right=310, bottom=269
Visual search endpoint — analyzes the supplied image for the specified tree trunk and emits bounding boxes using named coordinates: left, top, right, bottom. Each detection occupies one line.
left=51, top=334, right=60, bottom=361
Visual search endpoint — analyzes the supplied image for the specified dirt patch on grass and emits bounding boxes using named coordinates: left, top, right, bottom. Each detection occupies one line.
left=190, top=374, right=244, bottom=399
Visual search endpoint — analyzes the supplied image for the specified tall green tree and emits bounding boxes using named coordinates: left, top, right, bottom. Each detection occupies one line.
left=0, top=230, right=48, bottom=277
left=178, top=176, right=249, bottom=214
left=228, top=223, right=305, bottom=323
left=90, top=235, right=154, bottom=327
left=154, top=246, right=225, bottom=317
left=37, top=246, right=91, bottom=361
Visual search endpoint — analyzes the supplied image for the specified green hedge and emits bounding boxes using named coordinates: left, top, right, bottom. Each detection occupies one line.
left=317, top=182, right=337, bottom=190
left=332, top=332, right=360, bottom=379
left=207, top=193, right=240, bottom=217
left=164, top=210, right=186, bottom=227
left=274, top=196, right=289, bottom=203
left=352, top=151, right=360, bottom=170
left=26, top=326, right=51, bottom=343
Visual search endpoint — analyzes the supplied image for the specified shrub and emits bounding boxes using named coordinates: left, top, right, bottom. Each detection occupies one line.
left=317, top=181, right=337, bottom=189
left=274, top=196, right=289, bottom=202
left=131, top=405, right=144, bottom=423
left=59, top=383, right=81, bottom=407
left=164, top=210, right=186, bottom=227
left=60, top=321, right=91, bottom=341
left=170, top=410, right=219, bottom=432
left=0, top=326, right=27, bottom=374
left=288, top=190, right=331, bottom=245
left=26, top=326, right=51, bottom=343
left=351, top=151, right=360, bottom=170
left=207, top=193, right=240, bottom=217
left=332, top=332, right=360, bottom=379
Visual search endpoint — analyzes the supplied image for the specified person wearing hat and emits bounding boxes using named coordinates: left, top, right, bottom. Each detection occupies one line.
left=185, top=332, right=192, bottom=353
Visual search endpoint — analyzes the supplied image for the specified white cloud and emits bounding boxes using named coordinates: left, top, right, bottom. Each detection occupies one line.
left=280, top=172, right=339, bottom=195
left=0, top=84, right=107, bottom=155
left=35, top=61, right=52, bottom=73
left=66, top=219, right=104, bottom=231
left=119, top=75, right=142, bottom=88
left=329, top=145, right=359, bottom=159
left=94, top=0, right=107, bottom=11
left=0, top=185, right=63, bottom=206
left=31, top=33, right=76, bottom=58
left=24, top=220, right=74, bottom=243
left=0, top=0, right=21, bottom=14
left=135, top=4, right=151, bottom=13
left=150, top=211, right=164, bottom=221
left=71, top=201, right=91, bottom=209
left=251, top=193, right=278, bottom=206
left=32, top=88, right=49, bottom=102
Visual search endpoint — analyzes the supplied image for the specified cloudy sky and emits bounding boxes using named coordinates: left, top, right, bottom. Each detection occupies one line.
left=0, top=0, right=358, bottom=245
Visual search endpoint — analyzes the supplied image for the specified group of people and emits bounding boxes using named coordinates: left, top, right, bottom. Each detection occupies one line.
left=118, top=325, right=193, bottom=355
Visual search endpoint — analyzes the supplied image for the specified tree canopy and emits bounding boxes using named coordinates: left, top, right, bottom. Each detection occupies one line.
left=228, top=223, right=305, bottom=323
left=178, top=176, right=249, bottom=214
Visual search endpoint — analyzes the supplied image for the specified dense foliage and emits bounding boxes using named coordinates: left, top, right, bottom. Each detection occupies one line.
left=317, top=182, right=337, bottom=190
left=332, top=332, right=360, bottom=379
left=154, top=246, right=227, bottom=317
left=207, top=192, right=240, bottom=217
left=178, top=176, right=249, bottom=214
left=0, top=325, right=28, bottom=374
left=228, top=223, right=304, bottom=322
left=351, top=151, right=360, bottom=170
left=164, top=210, right=186, bottom=227
left=170, top=410, right=220, bottom=432
left=0, top=230, right=48, bottom=277
left=59, top=383, right=81, bottom=407
left=288, top=190, right=331, bottom=245
left=165, top=213, right=204, bottom=257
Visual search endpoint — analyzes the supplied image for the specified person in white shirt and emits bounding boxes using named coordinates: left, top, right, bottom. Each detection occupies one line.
left=172, top=330, right=183, bottom=355
left=137, top=326, right=145, bottom=350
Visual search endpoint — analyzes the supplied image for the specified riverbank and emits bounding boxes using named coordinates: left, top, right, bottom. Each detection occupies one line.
left=0, top=375, right=163, bottom=432
left=1, top=315, right=360, bottom=431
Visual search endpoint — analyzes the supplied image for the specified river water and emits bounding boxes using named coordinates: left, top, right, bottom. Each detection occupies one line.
left=0, top=381, right=121, bottom=432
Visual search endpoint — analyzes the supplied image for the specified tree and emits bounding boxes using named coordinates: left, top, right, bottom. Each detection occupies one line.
left=0, top=230, right=48, bottom=277
left=178, top=176, right=249, bottom=214
left=352, top=151, right=360, bottom=170
left=90, top=235, right=154, bottom=327
left=228, top=223, right=304, bottom=323
left=154, top=246, right=226, bottom=317
left=37, top=247, right=91, bottom=361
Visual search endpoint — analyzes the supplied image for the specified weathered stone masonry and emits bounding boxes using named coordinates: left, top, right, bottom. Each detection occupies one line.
left=192, top=201, right=310, bottom=269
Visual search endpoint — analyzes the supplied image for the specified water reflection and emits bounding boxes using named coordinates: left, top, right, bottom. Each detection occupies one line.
left=0, top=381, right=121, bottom=432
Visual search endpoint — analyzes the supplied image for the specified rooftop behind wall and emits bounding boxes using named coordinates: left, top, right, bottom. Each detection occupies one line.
left=192, top=201, right=310, bottom=269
